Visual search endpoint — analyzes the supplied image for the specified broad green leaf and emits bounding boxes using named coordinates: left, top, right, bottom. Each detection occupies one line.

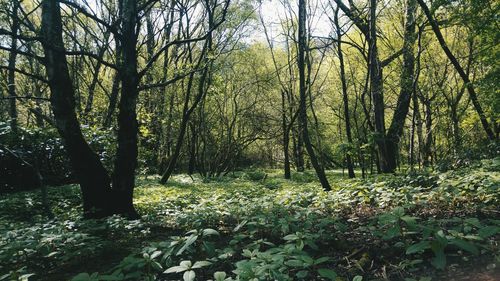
left=314, top=256, right=330, bottom=265
left=99, top=275, right=122, bottom=281
left=318, top=268, right=337, bottom=280
left=296, top=270, right=308, bottom=279
left=71, top=273, right=95, bottom=281
left=478, top=226, right=499, bottom=238
left=401, top=216, right=417, bottom=226
left=393, top=207, right=405, bottom=217
left=450, top=239, right=479, bottom=255
left=431, top=249, right=446, bottom=269
left=192, top=260, right=212, bottom=269
left=164, top=265, right=188, bottom=274
left=465, top=218, right=482, bottom=228
left=284, top=234, right=299, bottom=241
left=285, top=259, right=304, bottom=267
left=19, top=274, right=36, bottom=281
left=202, top=228, right=219, bottom=236
left=353, top=276, right=363, bottom=281
left=214, top=271, right=227, bottom=281
left=299, top=255, right=314, bottom=265
left=183, top=270, right=195, bottom=281
left=177, top=235, right=198, bottom=255
left=406, top=241, right=431, bottom=254
left=150, top=250, right=162, bottom=259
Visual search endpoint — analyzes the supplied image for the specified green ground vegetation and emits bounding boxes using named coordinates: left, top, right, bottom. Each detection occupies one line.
left=1, top=159, right=499, bottom=281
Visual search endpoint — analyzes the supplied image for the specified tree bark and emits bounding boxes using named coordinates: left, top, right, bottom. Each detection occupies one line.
left=282, top=90, right=291, bottom=179
left=103, top=72, right=120, bottom=127
left=111, top=0, right=140, bottom=218
left=8, top=0, right=20, bottom=133
left=334, top=7, right=355, bottom=178
left=385, top=0, right=417, bottom=172
left=298, top=0, right=331, bottom=191
left=41, top=0, right=112, bottom=218
left=369, top=0, right=390, bottom=173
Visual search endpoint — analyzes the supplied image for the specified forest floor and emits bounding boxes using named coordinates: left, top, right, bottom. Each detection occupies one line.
left=1, top=159, right=499, bottom=281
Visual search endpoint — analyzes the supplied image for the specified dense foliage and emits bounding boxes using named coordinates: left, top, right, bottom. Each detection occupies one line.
left=1, top=159, right=498, bottom=280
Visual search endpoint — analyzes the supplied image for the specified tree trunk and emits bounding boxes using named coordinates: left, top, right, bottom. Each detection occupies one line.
left=298, top=0, right=331, bottom=191
left=335, top=7, right=355, bottom=178
left=41, top=0, right=112, bottom=218
left=421, top=94, right=433, bottom=167
left=416, top=0, right=495, bottom=140
left=282, top=90, right=291, bottom=179
left=188, top=121, right=197, bottom=175
left=450, top=105, right=461, bottom=153
left=386, top=0, right=417, bottom=172
left=111, top=0, right=140, bottom=218
left=103, top=72, right=120, bottom=127
left=8, top=0, right=20, bottom=133
left=369, top=0, right=389, bottom=173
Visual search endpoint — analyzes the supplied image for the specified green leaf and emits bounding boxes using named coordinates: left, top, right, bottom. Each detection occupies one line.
left=233, top=220, right=247, bottom=232
left=177, top=235, right=198, bottom=255
left=296, top=270, right=308, bottom=279
left=353, top=276, right=363, bottom=281
left=183, top=270, right=195, bottom=281
left=465, top=218, right=482, bottom=228
left=71, top=273, right=95, bottom=281
left=431, top=249, right=446, bottom=269
left=164, top=265, right=188, bottom=274
left=299, top=255, right=314, bottom=265
left=314, top=256, right=330, bottom=265
left=214, top=271, right=227, bottom=281
left=318, top=268, right=337, bottom=280
left=45, top=251, right=58, bottom=258
left=19, top=274, right=36, bottom=281
left=478, top=226, right=499, bottom=238
left=202, top=228, right=219, bottom=236
left=406, top=241, right=431, bottom=254
left=383, top=225, right=401, bottom=240
left=150, top=250, right=162, bottom=259
left=71, top=273, right=90, bottom=281
left=192, top=261, right=212, bottom=269
left=284, top=234, right=299, bottom=241
left=392, top=207, right=405, bottom=217
left=99, top=275, right=122, bottom=281
left=450, top=239, right=479, bottom=255
left=285, top=259, right=304, bottom=267
left=401, top=216, right=417, bottom=226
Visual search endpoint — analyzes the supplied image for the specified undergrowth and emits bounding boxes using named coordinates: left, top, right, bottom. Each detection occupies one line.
left=0, top=158, right=499, bottom=280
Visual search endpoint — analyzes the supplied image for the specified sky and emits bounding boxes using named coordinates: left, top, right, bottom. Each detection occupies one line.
left=256, top=0, right=333, bottom=43
left=74, top=0, right=335, bottom=44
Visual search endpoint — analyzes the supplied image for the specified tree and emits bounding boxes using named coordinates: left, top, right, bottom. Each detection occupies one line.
left=298, top=0, right=331, bottom=191
left=416, top=0, right=495, bottom=141
left=159, top=0, right=230, bottom=184
left=333, top=5, right=355, bottom=178
left=385, top=0, right=417, bottom=172
left=40, top=0, right=114, bottom=218
left=7, top=0, right=19, bottom=133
